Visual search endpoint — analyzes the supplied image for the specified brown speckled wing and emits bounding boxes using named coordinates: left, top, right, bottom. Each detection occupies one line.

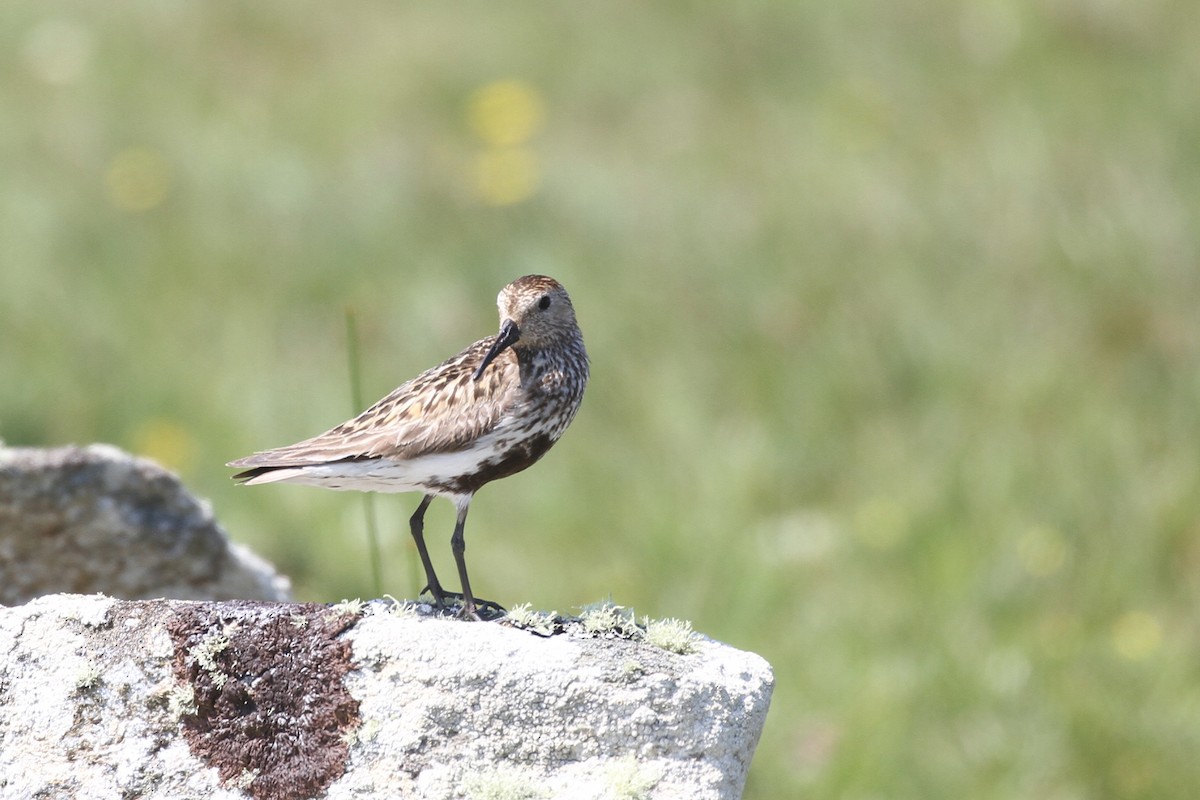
left=228, top=336, right=519, bottom=471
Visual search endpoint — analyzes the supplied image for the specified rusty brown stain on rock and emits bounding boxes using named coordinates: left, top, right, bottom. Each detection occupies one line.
left=167, top=601, right=360, bottom=800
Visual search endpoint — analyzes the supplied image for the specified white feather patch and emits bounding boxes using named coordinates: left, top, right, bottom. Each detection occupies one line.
left=240, top=448, right=491, bottom=497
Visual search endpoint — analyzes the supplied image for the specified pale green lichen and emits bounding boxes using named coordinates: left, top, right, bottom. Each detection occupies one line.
left=578, top=601, right=701, bottom=654
left=332, top=598, right=366, bottom=617
left=73, top=662, right=103, bottom=692
left=461, top=765, right=548, bottom=800
left=605, top=756, right=662, bottom=800
left=619, top=660, right=645, bottom=679
left=166, top=684, right=197, bottom=718
left=579, top=601, right=642, bottom=639
left=376, top=594, right=420, bottom=618
left=233, top=769, right=259, bottom=790
left=190, top=629, right=232, bottom=688
left=342, top=717, right=380, bottom=746
left=643, top=616, right=699, bottom=655
left=506, top=602, right=558, bottom=636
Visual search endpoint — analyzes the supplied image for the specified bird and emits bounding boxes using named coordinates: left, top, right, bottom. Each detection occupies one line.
left=228, top=275, right=589, bottom=619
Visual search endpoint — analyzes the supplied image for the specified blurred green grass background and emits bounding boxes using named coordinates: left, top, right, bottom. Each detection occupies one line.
left=4, top=2, right=1200, bottom=797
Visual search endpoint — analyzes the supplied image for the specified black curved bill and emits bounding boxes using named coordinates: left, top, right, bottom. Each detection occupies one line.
left=473, top=319, right=521, bottom=381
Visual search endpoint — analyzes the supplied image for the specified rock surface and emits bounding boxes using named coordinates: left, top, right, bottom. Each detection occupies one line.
left=0, top=444, right=291, bottom=604
left=0, top=594, right=774, bottom=800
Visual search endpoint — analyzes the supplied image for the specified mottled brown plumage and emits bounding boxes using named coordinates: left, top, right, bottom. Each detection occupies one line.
left=228, top=275, right=588, bottom=618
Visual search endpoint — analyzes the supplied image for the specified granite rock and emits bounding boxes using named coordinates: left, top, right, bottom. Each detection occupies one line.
left=0, top=444, right=290, bottom=604
left=0, top=594, right=774, bottom=800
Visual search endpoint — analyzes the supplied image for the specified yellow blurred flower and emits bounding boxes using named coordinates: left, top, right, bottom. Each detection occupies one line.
left=467, top=80, right=545, bottom=147
left=1111, top=610, right=1162, bottom=661
left=133, top=419, right=196, bottom=472
left=473, top=146, right=539, bottom=207
left=106, top=147, right=171, bottom=212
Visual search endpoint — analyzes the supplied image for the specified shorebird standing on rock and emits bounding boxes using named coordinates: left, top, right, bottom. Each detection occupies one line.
left=229, top=275, right=589, bottom=619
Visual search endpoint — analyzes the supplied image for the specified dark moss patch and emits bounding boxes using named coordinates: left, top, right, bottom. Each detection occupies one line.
left=167, top=601, right=360, bottom=800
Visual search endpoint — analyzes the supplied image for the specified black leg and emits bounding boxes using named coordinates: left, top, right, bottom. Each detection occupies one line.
left=450, top=503, right=479, bottom=620
left=409, top=495, right=446, bottom=607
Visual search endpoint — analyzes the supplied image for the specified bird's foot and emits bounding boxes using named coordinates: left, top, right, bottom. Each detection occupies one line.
left=470, top=596, right=506, bottom=615
left=456, top=604, right=483, bottom=622
left=456, top=601, right=507, bottom=622
left=418, top=584, right=448, bottom=609
left=419, top=586, right=506, bottom=618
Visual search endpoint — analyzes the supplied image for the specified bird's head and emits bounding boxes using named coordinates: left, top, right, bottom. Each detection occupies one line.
left=473, top=275, right=578, bottom=381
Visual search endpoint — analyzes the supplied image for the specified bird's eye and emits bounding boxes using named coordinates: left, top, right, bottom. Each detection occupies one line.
left=538, top=295, right=552, bottom=310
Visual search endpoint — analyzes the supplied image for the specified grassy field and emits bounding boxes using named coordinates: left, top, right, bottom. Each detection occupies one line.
left=4, top=2, right=1200, bottom=797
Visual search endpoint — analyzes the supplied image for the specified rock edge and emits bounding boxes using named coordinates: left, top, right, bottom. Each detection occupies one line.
left=0, top=594, right=774, bottom=800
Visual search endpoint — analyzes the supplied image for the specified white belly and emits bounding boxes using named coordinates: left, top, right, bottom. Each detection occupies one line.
left=240, top=448, right=490, bottom=496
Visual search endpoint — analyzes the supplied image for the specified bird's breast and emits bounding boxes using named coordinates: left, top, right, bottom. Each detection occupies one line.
left=424, top=429, right=558, bottom=495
